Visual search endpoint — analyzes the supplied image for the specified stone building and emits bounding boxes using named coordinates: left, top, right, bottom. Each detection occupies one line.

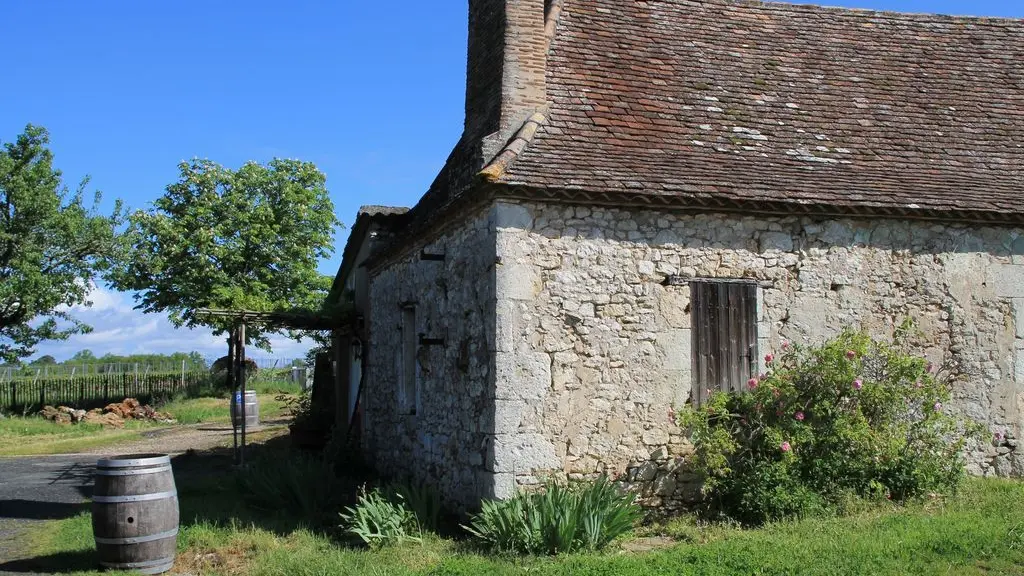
left=331, top=0, right=1024, bottom=509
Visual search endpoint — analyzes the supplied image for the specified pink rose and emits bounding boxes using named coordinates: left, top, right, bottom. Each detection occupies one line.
left=747, top=377, right=759, bottom=390
left=794, top=411, right=805, bottom=421
left=765, top=353, right=775, bottom=364
left=853, top=379, right=863, bottom=390
left=780, top=441, right=791, bottom=452
left=846, top=350, right=857, bottom=360
left=781, top=341, right=791, bottom=350
left=994, top=432, right=1003, bottom=442
left=934, top=402, right=942, bottom=412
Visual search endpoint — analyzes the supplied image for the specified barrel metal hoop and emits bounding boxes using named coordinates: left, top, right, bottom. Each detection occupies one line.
left=94, top=465, right=172, bottom=476
left=100, top=556, right=175, bottom=569
left=97, top=455, right=171, bottom=468
left=92, top=490, right=177, bottom=503
left=95, top=527, right=179, bottom=545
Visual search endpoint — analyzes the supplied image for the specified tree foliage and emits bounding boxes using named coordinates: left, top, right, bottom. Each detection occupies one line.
left=0, top=125, right=124, bottom=363
left=107, top=158, right=338, bottom=351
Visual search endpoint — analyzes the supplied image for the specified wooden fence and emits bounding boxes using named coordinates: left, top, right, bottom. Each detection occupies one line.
left=0, top=370, right=209, bottom=412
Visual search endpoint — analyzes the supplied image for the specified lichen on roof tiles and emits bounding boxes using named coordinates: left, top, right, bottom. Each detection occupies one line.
left=498, top=0, right=1024, bottom=216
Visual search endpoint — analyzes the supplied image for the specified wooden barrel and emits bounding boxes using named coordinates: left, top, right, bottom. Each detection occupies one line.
left=92, top=454, right=178, bottom=575
left=231, top=390, right=259, bottom=428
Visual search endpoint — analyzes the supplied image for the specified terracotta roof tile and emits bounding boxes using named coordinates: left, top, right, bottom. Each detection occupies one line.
left=498, top=0, right=1024, bottom=217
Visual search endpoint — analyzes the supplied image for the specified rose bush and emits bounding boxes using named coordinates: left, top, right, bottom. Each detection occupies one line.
left=677, top=324, right=981, bottom=525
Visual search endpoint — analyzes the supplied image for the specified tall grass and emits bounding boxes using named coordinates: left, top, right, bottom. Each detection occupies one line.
left=340, top=488, right=422, bottom=547
left=237, top=452, right=348, bottom=528
left=464, top=476, right=643, bottom=555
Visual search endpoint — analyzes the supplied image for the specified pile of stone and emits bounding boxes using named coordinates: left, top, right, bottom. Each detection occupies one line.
left=39, top=398, right=176, bottom=428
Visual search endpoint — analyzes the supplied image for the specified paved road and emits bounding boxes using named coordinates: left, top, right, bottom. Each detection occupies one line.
left=0, top=455, right=95, bottom=572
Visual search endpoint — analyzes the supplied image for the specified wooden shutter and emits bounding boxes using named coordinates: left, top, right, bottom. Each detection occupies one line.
left=691, top=280, right=758, bottom=404
left=401, top=306, right=417, bottom=415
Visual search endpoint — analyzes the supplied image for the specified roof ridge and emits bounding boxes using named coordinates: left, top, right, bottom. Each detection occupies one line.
left=726, top=0, right=1023, bottom=23
left=478, top=111, right=548, bottom=184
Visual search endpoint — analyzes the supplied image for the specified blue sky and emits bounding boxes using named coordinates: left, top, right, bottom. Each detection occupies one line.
left=1, top=0, right=1019, bottom=361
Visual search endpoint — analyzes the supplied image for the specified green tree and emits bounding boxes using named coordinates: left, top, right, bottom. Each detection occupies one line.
left=0, top=125, right=124, bottom=363
left=108, top=158, right=338, bottom=363
left=70, top=349, right=96, bottom=362
left=30, top=355, right=57, bottom=365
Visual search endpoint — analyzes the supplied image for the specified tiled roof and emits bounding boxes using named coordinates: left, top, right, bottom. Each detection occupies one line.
left=357, top=205, right=410, bottom=218
left=332, top=205, right=409, bottom=294
left=495, top=0, right=1024, bottom=219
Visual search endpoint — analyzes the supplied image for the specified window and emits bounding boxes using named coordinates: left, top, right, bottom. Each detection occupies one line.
left=691, top=280, right=758, bottom=405
left=399, top=305, right=419, bottom=415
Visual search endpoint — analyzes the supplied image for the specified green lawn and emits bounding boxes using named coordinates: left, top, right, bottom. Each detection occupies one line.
left=20, top=471, right=1024, bottom=576
left=0, top=417, right=155, bottom=456
left=161, top=393, right=294, bottom=425
left=0, top=393, right=293, bottom=456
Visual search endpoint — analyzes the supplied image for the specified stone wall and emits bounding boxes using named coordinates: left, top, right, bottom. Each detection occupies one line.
left=492, top=200, right=1024, bottom=510
left=364, top=207, right=499, bottom=509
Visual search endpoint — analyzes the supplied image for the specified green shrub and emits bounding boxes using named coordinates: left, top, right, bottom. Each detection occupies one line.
left=340, top=487, right=421, bottom=547
left=464, top=476, right=642, bottom=555
left=385, top=481, right=442, bottom=532
left=237, top=452, right=343, bottom=527
left=678, top=325, right=981, bottom=525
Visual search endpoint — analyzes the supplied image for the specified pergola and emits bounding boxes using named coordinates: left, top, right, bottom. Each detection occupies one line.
left=194, top=307, right=351, bottom=465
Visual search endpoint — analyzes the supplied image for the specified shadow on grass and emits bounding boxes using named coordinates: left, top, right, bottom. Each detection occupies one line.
left=1, top=431, right=367, bottom=574
left=0, top=499, right=89, bottom=520
left=170, top=434, right=360, bottom=539
left=0, top=550, right=98, bottom=574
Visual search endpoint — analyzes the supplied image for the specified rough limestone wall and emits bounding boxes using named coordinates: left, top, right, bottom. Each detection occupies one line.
left=365, top=207, right=498, bottom=509
left=492, top=200, right=1024, bottom=510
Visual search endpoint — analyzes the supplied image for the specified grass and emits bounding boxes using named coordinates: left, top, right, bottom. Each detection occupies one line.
left=0, top=417, right=154, bottom=456
left=18, top=452, right=1024, bottom=576
left=0, top=393, right=293, bottom=456
left=160, top=393, right=294, bottom=425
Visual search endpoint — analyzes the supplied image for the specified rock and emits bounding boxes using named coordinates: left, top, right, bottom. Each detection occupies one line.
left=39, top=406, right=61, bottom=421
left=104, top=402, right=129, bottom=418
left=635, top=461, right=658, bottom=482
left=83, top=412, right=125, bottom=428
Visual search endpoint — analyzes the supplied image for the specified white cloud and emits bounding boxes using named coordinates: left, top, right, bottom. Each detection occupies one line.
left=31, top=285, right=317, bottom=363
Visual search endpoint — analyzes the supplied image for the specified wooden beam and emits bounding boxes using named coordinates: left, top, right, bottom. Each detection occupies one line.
left=420, top=251, right=446, bottom=261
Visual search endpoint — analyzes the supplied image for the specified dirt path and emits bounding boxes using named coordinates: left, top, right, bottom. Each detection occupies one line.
left=77, top=418, right=289, bottom=457
left=0, top=419, right=289, bottom=573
